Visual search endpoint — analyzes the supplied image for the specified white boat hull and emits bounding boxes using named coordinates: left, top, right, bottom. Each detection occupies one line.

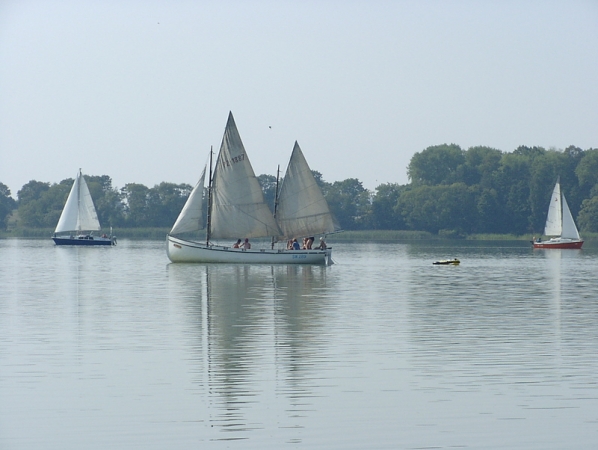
left=167, top=235, right=333, bottom=265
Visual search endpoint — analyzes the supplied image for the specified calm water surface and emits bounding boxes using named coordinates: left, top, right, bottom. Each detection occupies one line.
left=1, top=239, right=598, bottom=449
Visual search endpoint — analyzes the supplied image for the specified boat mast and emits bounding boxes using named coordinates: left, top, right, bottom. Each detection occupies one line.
left=77, top=169, right=82, bottom=233
left=271, top=164, right=280, bottom=249
left=206, top=147, right=214, bottom=246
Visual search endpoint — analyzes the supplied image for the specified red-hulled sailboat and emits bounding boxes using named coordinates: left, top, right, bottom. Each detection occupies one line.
left=532, top=179, right=583, bottom=249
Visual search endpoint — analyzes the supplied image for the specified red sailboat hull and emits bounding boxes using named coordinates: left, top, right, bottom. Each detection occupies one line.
left=532, top=240, right=583, bottom=249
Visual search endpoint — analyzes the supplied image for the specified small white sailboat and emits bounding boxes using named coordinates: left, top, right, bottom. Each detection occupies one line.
left=533, top=178, right=583, bottom=249
left=166, top=112, right=340, bottom=264
left=52, top=169, right=115, bottom=246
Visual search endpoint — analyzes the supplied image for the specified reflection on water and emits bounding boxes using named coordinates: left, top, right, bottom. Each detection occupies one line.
left=167, top=264, right=333, bottom=442
left=1, top=239, right=598, bottom=449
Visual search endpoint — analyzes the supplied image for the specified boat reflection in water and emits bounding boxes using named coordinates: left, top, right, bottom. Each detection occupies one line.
left=166, top=263, right=332, bottom=441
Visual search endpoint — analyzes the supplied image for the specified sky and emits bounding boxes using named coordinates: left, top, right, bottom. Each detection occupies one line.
left=1, top=0, right=597, bottom=199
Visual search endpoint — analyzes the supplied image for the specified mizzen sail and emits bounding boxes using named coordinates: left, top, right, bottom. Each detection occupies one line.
left=276, top=141, right=340, bottom=240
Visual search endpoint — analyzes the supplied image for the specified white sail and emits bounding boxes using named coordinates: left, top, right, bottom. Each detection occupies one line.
left=276, top=141, right=340, bottom=240
left=210, top=112, right=281, bottom=239
left=170, top=167, right=206, bottom=235
left=55, top=170, right=101, bottom=233
left=544, top=181, right=562, bottom=237
left=561, top=193, right=581, bottom=240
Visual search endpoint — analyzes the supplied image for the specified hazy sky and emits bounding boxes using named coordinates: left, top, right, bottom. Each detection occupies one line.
left=1, top=0, right=597, bottom=199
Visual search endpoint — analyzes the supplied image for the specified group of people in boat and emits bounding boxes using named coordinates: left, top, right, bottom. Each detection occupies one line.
left=231, top=236, right=327, bottom=251
left=287, top=236, right=327, bottom=250
left=232, top=238, right=251, bottom=249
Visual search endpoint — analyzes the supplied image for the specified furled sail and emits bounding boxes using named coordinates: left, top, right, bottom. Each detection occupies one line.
left=209, top=112, right=281, bottom=239
left=276, top=141, right=340, bottom=240
left=55, top=170, right=101, bottom=233
left=544, top=181, right=562, bottom=237
left=170, top=166, right=206, bottom=235
left=561, top=193, right=581, bottom=240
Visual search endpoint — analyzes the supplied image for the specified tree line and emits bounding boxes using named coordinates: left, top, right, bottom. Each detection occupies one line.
left=1, top=144, right=598, bottom=235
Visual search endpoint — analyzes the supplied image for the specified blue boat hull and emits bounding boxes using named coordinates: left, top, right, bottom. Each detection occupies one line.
left=53, top=236, right=115, bottom=246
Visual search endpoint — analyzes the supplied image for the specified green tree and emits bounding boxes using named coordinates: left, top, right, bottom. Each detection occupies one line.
left=578, top=196, right=598, bottom=232
left=325, top=178, right=370, bottom=230
left=397, top=183, right=476, bottom=234
left=121, top=183, right=150, bottom=227
left=147, top=182, right=192, bottom=227
left=17, top=180, right=50, bottom=206
left=476, top=188, right=503, bottom=233
left=460, top=146, right=503, bottom=187
left=0, top=183, right=16, bottom=230
left=257, top=174, right=278, bottom=212
left=576, top=148, right=598, bottom=199
left=81, top=175, right=125, bottom=227
left=493, top=152, right=533, bottom=234
left=407, top=144, right=465, bottom=186
left=17, top=180, right=53, bottom=227
left=371, top=183, right=406, bottom=229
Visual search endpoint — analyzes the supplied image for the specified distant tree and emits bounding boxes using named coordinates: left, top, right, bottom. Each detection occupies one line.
left=121, top=183, right=150, bottom=227
left=397, top=183, right=477, bottom=234
left=17, top=180, right=50, bottom=206
left=257, top=174, right=278, bottom=212
left=311, top=170, right=331, bottom=195
left=408, top=144, right=465, bottom=186
left=16, top=180, right=60, bottom=227
left=476, top=187, right=503, bottom=233
left=0, top=182, right=16, bottom=230
left=371, top=183, right=406, bottom=229
left=147, top=182, right=193, bottom=227
left=576, top=148, right=598, bottom=199
left=578, top=196, right=598, bottom=232
left=324, top=178, right=371, bottom=230
left=84, top=175, right=125, bottom=228
left=460, top=146, right=503, bottom=187
left=492, top=152, right=533, bottom=234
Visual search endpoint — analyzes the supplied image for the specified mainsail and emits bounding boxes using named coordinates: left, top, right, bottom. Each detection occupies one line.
left=544, top=181, right=562, bottom=236
left=209, top=112, right=281, bottom=239
left=55, top=170, right=101, bottom=233
left=169, top=167, right=206, bottom=235
left=276, top=141, right=340, bottom=240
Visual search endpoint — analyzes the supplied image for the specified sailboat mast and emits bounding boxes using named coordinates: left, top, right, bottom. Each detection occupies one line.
left=77, top=169, right=81, bottom=232
left=206, top=147, right=214, bottom=245
left=271, top=164, right=280, bottom=249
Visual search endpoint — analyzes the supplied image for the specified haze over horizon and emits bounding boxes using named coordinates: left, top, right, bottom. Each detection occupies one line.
left=1, top=0, right=597, bottom=199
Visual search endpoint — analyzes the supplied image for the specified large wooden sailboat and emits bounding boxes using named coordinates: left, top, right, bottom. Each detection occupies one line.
left=52, top=169, right=115, bottom=246
left=533, top=179, right=583, bottom=249
left=166, top=112, right=340, bottom=264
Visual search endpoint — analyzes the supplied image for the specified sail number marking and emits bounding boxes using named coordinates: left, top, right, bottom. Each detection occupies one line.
left=221, top=153, right=245, bottom=168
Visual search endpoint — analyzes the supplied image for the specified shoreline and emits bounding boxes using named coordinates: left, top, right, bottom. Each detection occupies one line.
left=2, top=228, right=595, bottom=242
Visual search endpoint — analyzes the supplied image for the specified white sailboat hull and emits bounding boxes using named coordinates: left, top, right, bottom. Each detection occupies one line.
left=167, top=235, right=333, bottom=265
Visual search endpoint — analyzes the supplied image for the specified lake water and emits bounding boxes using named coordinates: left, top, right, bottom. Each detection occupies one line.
left=1, top=238, right=598, bottom=449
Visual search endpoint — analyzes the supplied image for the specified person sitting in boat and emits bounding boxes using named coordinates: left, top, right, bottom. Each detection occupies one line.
left=306, top=237, right=314, bottom=249
left=287, top=239, right=293, bottom=249
left=317, top=237, right=327, bottom=250
left=241, top=238, right=251, bottom=249
left=233, top=239, right=241, bottom=248
left=292, top=238, right=300, bottom=250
